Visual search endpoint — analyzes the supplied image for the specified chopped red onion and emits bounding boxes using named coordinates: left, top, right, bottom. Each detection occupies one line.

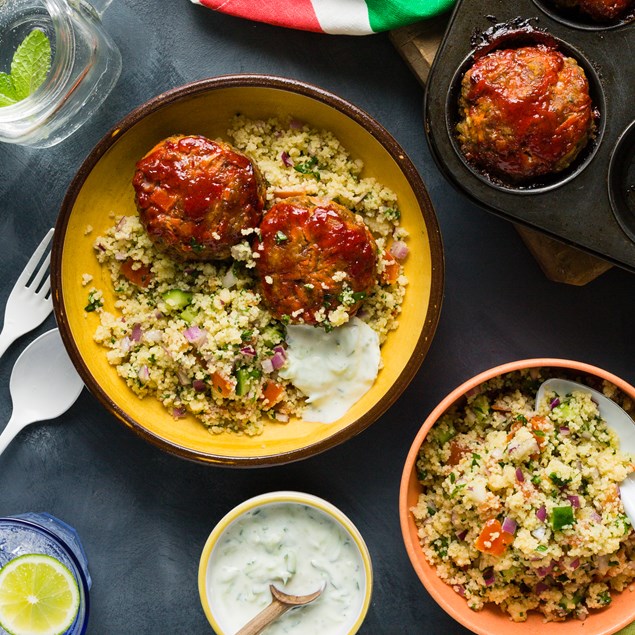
left=240, top=345, right=256, bottom=357
left=120, top=337, right=132, bottom=353
left=183, top=325, right=207, bottom=347
left=536, top=506, right=547, bottom=522
left=281, top=151, right=293, bottom=167
left=516, top=468, right=525, bottom=483
left=176, top=369, right=190, bottom=386
left=591, top=511, right=602, bottom=522
left=275, top=412, right=289, bottom=422
left=261, top=359, right=274, bottom=374
left=138, top=365, right=150, bottom=383
left=597, top=554, right=610, bottom=573
left=569, top=557, right=580, bottom=570
left=289, top=118, right=303, bottom=129
left=483, top=569, right=495, bottom=586
left=455, top=529, right=468, bottom=541
left=131, top=323, right=143, bottom=342
left=115, top=216, right=127, bottom=232
left=550, top=397, right=560, bottom=409
left=567, top=495, right=580, bottom=508
left=454, top=585, right=466, bottom=598
left=273, top=345, right=287, bottom=359
left=115, top=251, right=127, bottom=261
left=559, top=426, right=570, bottom=435
left=193, top=379, right=206, bottom=392
left=270, top=350, right=286, bottom=370
left=222, top=267, right=238, bottom=289
left=501, top=516, right=517, bottom=535
left=532, top=526, right=547, bottom=540
left=389, top=240, right=409, bottom=261
left=535, top=581, right=548, bottom=594
left=537, top=561, right=555, bottom=578
left=172, top=407, right=186, bottom=419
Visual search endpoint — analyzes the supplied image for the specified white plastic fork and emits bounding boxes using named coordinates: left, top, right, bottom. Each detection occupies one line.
left=0, top=228, right=55, bottom=360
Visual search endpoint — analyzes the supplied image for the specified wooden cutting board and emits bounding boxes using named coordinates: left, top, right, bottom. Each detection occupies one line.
left=389, top=19, right=614, bottom=286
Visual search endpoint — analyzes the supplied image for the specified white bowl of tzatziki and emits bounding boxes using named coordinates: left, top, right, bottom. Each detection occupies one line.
left=198, top=491, right=373, bottom=635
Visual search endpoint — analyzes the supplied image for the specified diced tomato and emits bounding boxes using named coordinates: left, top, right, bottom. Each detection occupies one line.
left=380, top=251, right=400, bottom=284
left=261, top=381, right=285, bottom=409
left=530, top=415, right=549, bottom=450
left=211, top=371, right=233, bottom=398
left=149, top=187, right=176, bottom=213
left=474, top=519, right=514, bottom=556
left=121, top=259, right=153, bottom=288
left=448, top=440, right=468, bottom=466
left=506, top=420, right=523, bottom=442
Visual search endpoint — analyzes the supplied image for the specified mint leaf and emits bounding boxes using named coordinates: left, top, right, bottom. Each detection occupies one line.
left=0, top=72, right=18, bottom=107
left=10, top=30, right=51, bottom=101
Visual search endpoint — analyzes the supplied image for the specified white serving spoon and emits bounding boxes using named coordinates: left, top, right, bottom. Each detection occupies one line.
left=536, top=378, right=635, bottom=527
left=0, top=328, right=84, bottom=457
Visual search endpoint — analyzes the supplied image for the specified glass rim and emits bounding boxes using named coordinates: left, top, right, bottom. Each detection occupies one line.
left=0, top=515, right=91, bottom=633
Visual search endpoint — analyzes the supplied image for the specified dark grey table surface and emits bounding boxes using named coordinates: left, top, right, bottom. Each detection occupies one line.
left=1, top=1, right=634, bottom=633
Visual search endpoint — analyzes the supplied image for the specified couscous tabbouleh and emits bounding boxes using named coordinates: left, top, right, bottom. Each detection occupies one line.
left=412, top=369, right=635, bottom=622
left=84, top=116, right=409, bottom=435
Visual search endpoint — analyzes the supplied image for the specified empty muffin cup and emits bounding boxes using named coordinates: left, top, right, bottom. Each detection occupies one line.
left=608, top=120, right=635, bottom=243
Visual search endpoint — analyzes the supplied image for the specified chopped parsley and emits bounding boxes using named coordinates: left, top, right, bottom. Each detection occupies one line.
left=548, top=473, right=571, bottom=488
left=189, top=237, right=204, bottom=253
left=274, top=231, right=288, bottom=245
left=293, top=156, right=320, bottom=180
left=84, top=291, right=103, bottom=312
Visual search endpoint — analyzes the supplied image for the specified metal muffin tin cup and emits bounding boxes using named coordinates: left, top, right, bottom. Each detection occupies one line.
left=532, top=0, right=635, bottom=31
left=425, top=0, right=635, bottom=271
left=608, top=119, right=635, bottom=242
left=445, top=26, right=606, bottom=194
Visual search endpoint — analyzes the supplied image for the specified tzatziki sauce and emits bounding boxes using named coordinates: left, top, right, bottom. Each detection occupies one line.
left=207, top=502, right=367, bottom=634
left=279, top=317, right=380, bottom=423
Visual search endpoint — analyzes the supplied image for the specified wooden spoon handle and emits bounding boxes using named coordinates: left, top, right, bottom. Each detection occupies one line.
left=235, top=598, right=290, bottom=635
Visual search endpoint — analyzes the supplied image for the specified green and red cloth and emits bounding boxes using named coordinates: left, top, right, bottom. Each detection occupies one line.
left=190, top=0, right=454, bottom=34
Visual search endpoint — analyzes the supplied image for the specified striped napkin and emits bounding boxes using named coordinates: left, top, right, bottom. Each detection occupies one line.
left=190, top=0, right=454, bottom=34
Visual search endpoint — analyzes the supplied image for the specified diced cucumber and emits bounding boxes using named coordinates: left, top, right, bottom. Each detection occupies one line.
left=235, top=368, right=251, bottom=396
left=179, top=306, right=198, bottom=324
left=162, top=289, right=193, bottom=311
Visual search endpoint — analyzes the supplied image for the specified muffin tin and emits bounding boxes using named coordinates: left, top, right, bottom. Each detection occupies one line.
left=424, top=0, right=635, bottom=272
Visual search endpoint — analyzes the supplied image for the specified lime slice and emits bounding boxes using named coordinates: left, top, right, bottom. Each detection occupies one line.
left=0, top=554, right=80, bottom=635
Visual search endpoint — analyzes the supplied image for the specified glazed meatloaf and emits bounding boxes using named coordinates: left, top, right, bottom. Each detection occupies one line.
left=554, top=0, right=633, bottom=21
left=456, top=45, right=595, bottom=182
left=132, top=134, right=265, bottom=260
left=254, top=196, right=377, bottom=326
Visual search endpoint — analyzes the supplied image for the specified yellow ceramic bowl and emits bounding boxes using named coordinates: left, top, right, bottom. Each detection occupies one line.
left=400, top=359, right=635, bottom=635
left=51, top=75, right=444, bottom=465
left=198, top=491, right=373, bottom=634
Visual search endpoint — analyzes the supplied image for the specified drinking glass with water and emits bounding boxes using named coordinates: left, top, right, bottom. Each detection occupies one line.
left=0, top=0, right=121, bottom=147
left=0, top=513, right=91, bottom=634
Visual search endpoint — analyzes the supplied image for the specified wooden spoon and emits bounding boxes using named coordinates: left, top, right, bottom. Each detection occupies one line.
left=235, top=584, right=323, bottom=635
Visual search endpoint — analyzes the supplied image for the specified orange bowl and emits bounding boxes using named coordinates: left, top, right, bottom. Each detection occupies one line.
left=400, top=358, right=635, bottom=635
